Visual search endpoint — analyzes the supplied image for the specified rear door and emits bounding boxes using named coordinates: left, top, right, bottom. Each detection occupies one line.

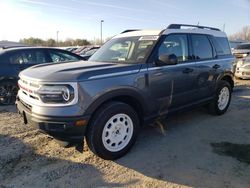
left=189, top=34, right=217, bottom=99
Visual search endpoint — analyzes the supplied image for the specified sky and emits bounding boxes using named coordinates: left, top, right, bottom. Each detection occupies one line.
left=0, top=0, right=249, bottom=42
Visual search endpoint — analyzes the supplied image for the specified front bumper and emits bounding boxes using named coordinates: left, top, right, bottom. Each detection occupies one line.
left=16, top=98, right=90, bottom=143
left=235, top=67, right=250, bottom=79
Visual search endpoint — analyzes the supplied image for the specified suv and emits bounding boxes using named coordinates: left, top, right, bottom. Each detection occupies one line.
left=0, top=47, right=84, bottom=105
left=17, top=24, right=234, bottom=160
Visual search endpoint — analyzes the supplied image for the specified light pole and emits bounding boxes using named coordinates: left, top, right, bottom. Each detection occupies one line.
left=56, top=30, right=59, bottom=46
left=100, top=20, right=104, bottom=45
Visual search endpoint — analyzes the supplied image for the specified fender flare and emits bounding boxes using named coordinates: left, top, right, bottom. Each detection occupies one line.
left=84, top=87, right=148, bottom=116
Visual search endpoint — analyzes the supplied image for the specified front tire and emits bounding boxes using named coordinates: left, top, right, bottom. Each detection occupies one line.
left=0, top=81, right=18, bottom=105
left=86, top=102, right=139, bottom=160
left=208, top=80, right=232, bottom=115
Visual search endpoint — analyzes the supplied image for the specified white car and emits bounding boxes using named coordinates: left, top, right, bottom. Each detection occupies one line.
left=233, top=43, right=250, bottom=59
left=235, top=55, right=250, bottom=79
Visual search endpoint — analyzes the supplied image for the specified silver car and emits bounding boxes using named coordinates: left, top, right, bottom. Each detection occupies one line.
left=235, top=55, right=250, bottom=79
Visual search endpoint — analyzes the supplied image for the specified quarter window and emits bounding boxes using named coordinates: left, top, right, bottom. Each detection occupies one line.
left=49, top=50, right=79, bottom=62
left=158, top=34, right=189, bottom=62
left=191, top=35, right=213, bottom=60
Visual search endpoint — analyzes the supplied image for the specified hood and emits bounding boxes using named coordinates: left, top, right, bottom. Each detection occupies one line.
left=19, top=61, right=141, bottom=82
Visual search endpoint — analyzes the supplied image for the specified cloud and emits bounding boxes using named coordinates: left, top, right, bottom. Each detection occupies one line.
left=72, top=0, right=152, bottom=14
left=19, top=0, right=77, bottom=12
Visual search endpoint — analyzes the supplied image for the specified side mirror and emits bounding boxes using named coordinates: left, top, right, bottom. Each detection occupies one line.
left=157, top=54, right=178, bottom=66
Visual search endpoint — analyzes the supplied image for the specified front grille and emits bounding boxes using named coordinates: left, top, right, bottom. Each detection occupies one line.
left=244, top=65, right=250, bottom=69
left=19, top=78, right=40, bottom=101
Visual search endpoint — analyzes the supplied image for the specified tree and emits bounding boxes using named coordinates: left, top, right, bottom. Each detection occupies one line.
left=229, top=26, right=250, bottom=41
left=19, top=37, right=44, bottom=46
left=73, top=39, right=90, bottom=46
left=19, top=37, right=91, bottom=47
left=46, top=39, right=56, bottom=47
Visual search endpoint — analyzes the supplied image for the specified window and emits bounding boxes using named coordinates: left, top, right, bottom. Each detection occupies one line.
left=158, top=34, right=189, bottom=62
left=212, top=37, right=231, bottom=55
left=89, top=36, right=156, bottom=64
left=9, top=50, right=47, bottom=64
left=49, top=50, right=79, bottom=63
left=191, top=35, right=213, bottom=60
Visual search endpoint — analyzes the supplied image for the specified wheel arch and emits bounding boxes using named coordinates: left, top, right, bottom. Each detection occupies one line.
left=85, top=88, right=147, bottom=125
left=220, top=74, right=234, bottom=89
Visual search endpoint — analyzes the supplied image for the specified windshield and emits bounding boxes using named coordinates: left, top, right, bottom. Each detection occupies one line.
left=235, top=44, right=250, bottom=50
left=89, top=36, right=157, bottom=63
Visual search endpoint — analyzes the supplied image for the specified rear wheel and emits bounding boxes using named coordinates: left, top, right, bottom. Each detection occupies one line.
left=208, top=80, right=232, bottom=115
left=0, top=81, right=18, bottom=105
left=86, top=102, right=139, bottom=160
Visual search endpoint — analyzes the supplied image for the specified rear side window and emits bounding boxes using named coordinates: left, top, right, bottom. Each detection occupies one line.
left=48, top=50, right=80, bottom=63
left=212, top=37, right=231, bottom=55
left=191, top=35, right=213, bottom=60
left=9, top=50, right=47, bottom=64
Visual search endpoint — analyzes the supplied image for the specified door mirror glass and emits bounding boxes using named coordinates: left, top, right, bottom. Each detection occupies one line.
left=157, top=54, right=178, bottom=66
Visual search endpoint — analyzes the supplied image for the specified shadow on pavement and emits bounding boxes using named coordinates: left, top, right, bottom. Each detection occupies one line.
left=0, top=135, right=134, bottom=187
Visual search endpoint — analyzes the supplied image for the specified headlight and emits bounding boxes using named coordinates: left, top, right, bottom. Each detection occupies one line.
left=237, top=60, right=244, bottom=67
left=36, top=85, right=74, bottom=103
left=242, top=53, right=248, bottom=57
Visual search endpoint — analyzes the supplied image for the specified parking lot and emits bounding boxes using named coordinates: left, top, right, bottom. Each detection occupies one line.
left=0, top=79, right=249, bottom=187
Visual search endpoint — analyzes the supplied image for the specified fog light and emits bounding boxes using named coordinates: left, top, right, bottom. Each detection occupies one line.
left=75, top=120, right=87, bottom=126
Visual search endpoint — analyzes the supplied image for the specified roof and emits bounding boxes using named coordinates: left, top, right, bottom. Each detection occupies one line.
left=163, top=28, right=227, bottom=37
left=113, top=29, right=163, bottom=38
left=0, top=41, right=30, bottom=48
left=0, top=46, right=69, bottom=55
left=114, top=24, right=227, bottom=39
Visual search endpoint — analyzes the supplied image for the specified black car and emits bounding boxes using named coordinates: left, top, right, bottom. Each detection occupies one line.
left=0, top=47, right=84, bottom=105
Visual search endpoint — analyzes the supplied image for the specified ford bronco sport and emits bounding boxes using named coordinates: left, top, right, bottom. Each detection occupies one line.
left=17, top=24, right=234, bottom=160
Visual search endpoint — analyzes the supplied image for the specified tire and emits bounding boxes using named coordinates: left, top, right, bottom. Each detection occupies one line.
left=0, top=81, right=18, bottom=105
left=208, top=80, right=232, bottom=115
left=86, top=101, right=139, bottom=160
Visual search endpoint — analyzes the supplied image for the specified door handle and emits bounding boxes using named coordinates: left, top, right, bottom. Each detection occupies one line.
left=213, top=64, right=221, bottom=69
left=182, top=68, right=193, bottom=74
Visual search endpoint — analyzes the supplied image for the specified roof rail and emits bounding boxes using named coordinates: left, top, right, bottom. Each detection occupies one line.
left=120, top=29, right=140, bottom=34
left=167, top=24, right=221, bottom=31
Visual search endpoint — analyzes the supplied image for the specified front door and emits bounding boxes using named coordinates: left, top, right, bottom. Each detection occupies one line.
left=147, top=34, right=200, bottom=115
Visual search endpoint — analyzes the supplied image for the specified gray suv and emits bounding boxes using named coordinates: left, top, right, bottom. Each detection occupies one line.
left=16, top=24, right=234, bottom=160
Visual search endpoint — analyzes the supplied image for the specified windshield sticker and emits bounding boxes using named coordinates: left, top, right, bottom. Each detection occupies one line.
left=139, top=36, right=159, bottom=41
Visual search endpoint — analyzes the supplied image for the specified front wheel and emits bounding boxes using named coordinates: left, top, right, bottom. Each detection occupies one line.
left=0, top=81, right=18, bottom=105
left=208, top=80, right=232, bottom=115
left=86, top=102, right=139, bottom=160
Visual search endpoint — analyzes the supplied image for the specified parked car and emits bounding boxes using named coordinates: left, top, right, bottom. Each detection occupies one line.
left=233, top=43, right=250, bottom=59
left=17, top=24, right=234, bottom=160
left=78, top=46, right=100, bottom=55
left=80, top=48, right=99, bottom=60
left=73, top=46, right=87, bottom=55
left=65, top=47, right=79, bottom=52
left=235, top=55, right=250, bottom=79
left=0, top=47, right=84, bottom=105
left=229, top=40, right=246, bottom=50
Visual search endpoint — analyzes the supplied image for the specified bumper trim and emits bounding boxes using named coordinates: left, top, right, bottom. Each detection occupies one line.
left=16, top=99, right=90, bottom=143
